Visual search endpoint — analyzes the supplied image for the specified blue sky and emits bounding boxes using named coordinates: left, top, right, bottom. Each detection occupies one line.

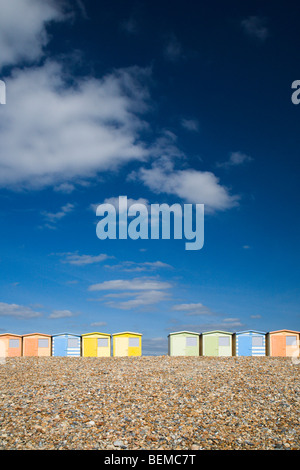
left=0, top=0, right=299, bottom=354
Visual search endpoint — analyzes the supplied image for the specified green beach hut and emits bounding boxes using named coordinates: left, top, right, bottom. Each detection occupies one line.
left=201, top=330, right=233, bottom=356
left=168, top=331, right=200, bottom=356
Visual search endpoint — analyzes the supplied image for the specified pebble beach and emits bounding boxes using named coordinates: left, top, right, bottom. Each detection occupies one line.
left=0, top=356, right=299, bottom=450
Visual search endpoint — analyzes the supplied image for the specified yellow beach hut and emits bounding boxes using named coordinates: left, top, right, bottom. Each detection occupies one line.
left=82, top=332, right=111, bottom=357
left=112, top=332, right=142, bottom=357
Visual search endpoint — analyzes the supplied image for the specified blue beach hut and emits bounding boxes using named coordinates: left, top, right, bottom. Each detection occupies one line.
left=52, top=333, right=81, bottom=357
left=234, top=330, right=266, bottom=356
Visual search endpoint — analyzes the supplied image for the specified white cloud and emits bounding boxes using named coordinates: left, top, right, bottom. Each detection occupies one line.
left=61, top=252, right=113, bottom=266
left=91, top=197, right=149, bottom=214
left=241, top=16, right=269, bottom=41
left=49, top=309, right=74, bottom=319
left=0, top=302, right=42, bottom=318
left=88, top=277, right=172, bottom=292
left=0, top=0, right=68, bottom=69
left=133, top=161, right=239, bottom=213
left=0, top=61, right=150, bottom=190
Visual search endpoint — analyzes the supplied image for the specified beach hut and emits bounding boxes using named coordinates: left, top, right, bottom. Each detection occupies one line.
left=112, top=332, right=142, bottom=357
left=22, top=333, right=51, bottom=357
left=52, top=333, right=81, bottom=357
left=82, top=332, right=111, bottom=357
left=201, top=331, right=233, bottom=356
left=266, top=330, right=300, bottom=357
left=168, top=331, right=200, bottom=356
left=233, top=330, right=266, bottom=356
left=0, top=334, right=22, bottom=357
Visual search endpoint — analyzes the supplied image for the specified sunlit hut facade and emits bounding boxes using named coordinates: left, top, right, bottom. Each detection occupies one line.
left=0, top=334, right=22, bottom=357
left=82, top=332, right=111, bottom=357
left=22, top=333, right=51, bottom=357
left=112, top=332, right=142, bottom=357
left=201, top=331, right=233, bottom=356
left=266, top=330, right=300, bottom=357
left=52, top=333, right=81, bottom=357
left=168, top=331, right=200, bottom=356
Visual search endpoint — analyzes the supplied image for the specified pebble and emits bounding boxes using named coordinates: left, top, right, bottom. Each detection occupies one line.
left=0, top=356, right=299, bottom=450
left=113, top=439, right=126, bottom=448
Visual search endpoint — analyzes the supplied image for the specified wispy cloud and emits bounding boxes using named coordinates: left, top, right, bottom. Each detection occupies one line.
left=222, top=317, right=242, bottom=325
left=241, top=16, right=269, bottom=41
left=74, top=0, right=89, bottom=20
left=163, top=34, right=185, bottom=62
left=88, top=277, right=172, bottom=292
left=60, top=252, right=113, bottom=266
left=216, top=151, right=253, bottom=169
left=0, top=302, right=42, bottom=319
left=166, top=318, right=245, bottom=333
left=88, top=276, right=173, bottom=310
left=105, top=260, right=173, bottom=272
left=53, top=183, right=76, bottom=194
left=90, top=321, right=107, bottom=327
left=172, top=302, right=214, bottom=316
left=42, top=203, right=75, bottom=223
left=49, top=309, right=75, bottom=319
left=105, top=289, right=171, bottom=310
left=121, top=16, right=139, bottom=34
left=41, top=203, right=75, bottom=229
left=181, top=118, right=200, bottom=132
left=142, top=337, right=168, bottom=355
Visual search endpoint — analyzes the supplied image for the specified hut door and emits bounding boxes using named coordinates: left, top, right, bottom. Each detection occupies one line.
left=238, top=335, right=252, bottom=356
left=54, top=337, right=66, bottom=356
left=206, top=336, right=218, bottom=356
left=115, top=337, right=128, bottom=356
left=271, top=336, right=286, bottom=356
left=85, top=338, right=97, bottom=357
left=25, top=338, right=38, bottom=356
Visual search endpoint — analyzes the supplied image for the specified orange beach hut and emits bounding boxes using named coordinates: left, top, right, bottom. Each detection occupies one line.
left=0, top=333, right=22, bottom=357
left=266, top=330, right=300, bottom=357
left=22, top=333, right=52, bottom=357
